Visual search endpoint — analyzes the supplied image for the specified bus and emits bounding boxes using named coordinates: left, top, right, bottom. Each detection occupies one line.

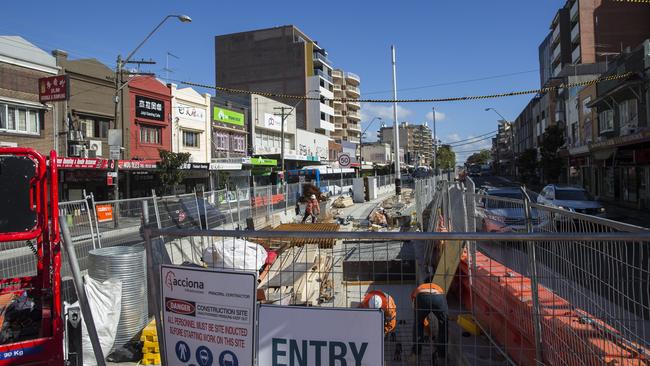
left=286, top=165, right=356, bottom=196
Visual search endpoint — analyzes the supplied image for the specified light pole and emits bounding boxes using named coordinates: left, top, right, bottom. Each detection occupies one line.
left=485, top=107, right=515, bottom=177
left=432, top=106, right=437, bottom=175
left=390, top=45, right=401, bottom=196
left=113, top=14, right=191, bottom=215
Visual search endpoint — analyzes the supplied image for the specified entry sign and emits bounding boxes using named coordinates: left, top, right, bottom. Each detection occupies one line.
left=160, top=265, right=256, bottom=366
left=258, top=305, right=384, bottom=365
left=338, top=153, right=351, bottom=167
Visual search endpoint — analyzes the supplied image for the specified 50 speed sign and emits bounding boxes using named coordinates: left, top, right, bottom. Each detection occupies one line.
left=338, top=154, right=351, bottom=167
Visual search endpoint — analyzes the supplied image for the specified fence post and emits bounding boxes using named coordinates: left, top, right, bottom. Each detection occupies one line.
left=151, top=189, right=162, bottom=229
left=522, top=186, right=544, bottom=364
left=83, top=195, right=98, bottom=250
left=284, top=182, right=288, bottom=214
left=444, top=181, right=452, bottom=230
left=88, top=193, right=102, bottom=249
left=225, top=186, right=235, bottom=230
left=236, top=188, right=242, bottom=228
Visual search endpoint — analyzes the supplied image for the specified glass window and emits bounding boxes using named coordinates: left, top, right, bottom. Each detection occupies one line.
left=555, top=189, right=592, bottom=201
left=139, top=125, right=161, bottom=144
left=0, top=105, right=40, bottom=134
left=18, top=109, right=26, bottom=131
left=599, top=109, right=613, bottom=133
left=7, top=107, right=15, bottom=130
left=182, top=131, right=200, bottom=148
left=95, top=119, right=109, bottom=138
left=79, top=118, right=94, bottom=138
left=618, top=99, right=638, bottom=127
left=0, top=104, right=4, bottom=129
left=28, top=111, right=38, bottom=133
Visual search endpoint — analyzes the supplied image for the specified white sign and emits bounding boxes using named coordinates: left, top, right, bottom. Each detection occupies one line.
left=258, top=305, right=384, bottom=366
left=263, top=113, right=282, bottom=131
left=338, top=153, right=351, bottom=167
left=109, top=145, right=121, bottom=160
left=177, top=103, right=206, bottom=122
left=161, top=265, right=256, bottom=366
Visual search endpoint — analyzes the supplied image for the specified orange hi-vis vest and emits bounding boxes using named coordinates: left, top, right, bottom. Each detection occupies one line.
left=360, top=290, right=397, bottom=334
left=411, top=283, right=445, bottom=334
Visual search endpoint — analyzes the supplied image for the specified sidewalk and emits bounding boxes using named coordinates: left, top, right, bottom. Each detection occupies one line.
left=332, top=192, right=395, bottom=220
left=602, top=202, right=650, bottom=229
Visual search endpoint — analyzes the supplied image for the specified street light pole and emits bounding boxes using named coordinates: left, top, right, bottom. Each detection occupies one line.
left=432, top=106, right=437, bottom=175
left=390, top=45, right=401, bottom=196
left=112, top=14, right=191, bottom=223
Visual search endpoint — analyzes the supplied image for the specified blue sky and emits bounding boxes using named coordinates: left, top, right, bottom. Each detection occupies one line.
left=4, top=0, right=563, bottom=163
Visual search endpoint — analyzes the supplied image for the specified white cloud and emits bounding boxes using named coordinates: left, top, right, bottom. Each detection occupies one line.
left=360, top=103, right=413, bottom=123
left=425, top=110, right=446, bottom=122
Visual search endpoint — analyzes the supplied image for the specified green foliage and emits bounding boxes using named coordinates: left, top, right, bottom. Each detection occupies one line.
left=539, top=124, right=565, bottom=182
left=466, top=149, right=492, bottom=165
left=517, top=148, right=538, bottom=185
left=434, top=145, right=456, bottom=171
left=158, top=149, right=191, bottom=194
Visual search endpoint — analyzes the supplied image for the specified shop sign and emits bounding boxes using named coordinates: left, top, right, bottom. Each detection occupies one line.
left=118, top=160, right=158, bottom=170
left=177, top=103, right=206, bottom=122
left=160, top=265, right=256, bottom=366
left=258, top=305, right=383, bottom=366
left=243, top=157, right=277, bottom=166
left=209, top=163, right=243, bottom=171
left=136, top=95, right=165, bottom=121
left=96, top=204, right=113, bottom=223
left=56, top=158, right=108, bottom=169
left=263, top=113, right=282, bottom=131
left=39, top=75, right=69, bottom=102
left=109, top=145, right=121, bottom=160
left=181, top=163, right=210, bottom=170
left=213, top=107, right=244, bottom=126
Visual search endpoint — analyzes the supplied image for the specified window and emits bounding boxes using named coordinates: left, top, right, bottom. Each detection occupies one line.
left=555, top=189, right=593, bottom=201
left=0, top=104, right=40, bottom=135
left=95, top=120, right=109, bottom=138
left=599, top=109, right=614, bottom=133
left=232, top=135, right=245, bottom=152
left=214, top=132, right=229, bottom=150
left=79, top=118, right=94, bottom=139
left=618, top=99, right=638, bottom=127
left=139, top=125, right=162, bottom=144
left=182, top=131, right=200, bottom=148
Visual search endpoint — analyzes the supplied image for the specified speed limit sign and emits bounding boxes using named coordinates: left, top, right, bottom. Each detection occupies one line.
left=338, top=153, right=351, bottom=167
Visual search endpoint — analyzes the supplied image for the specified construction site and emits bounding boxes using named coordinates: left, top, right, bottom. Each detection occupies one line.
left=0, top=149, right=649, bottom=366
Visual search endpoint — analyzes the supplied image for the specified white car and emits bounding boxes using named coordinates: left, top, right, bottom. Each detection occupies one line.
left=537, top=185, right=606, bottom=217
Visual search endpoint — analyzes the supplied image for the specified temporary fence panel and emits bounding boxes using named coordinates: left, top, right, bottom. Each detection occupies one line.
left=93, top=196, right=155, bottom=249
left=58, top=199, right=97, bottom=280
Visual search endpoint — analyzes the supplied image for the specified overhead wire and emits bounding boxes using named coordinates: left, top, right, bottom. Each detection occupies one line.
left=443, top=130, right=497, bottom=145
left=446, top=134, right=496, bottom=147
left=173, top=72, right=633, bottom=103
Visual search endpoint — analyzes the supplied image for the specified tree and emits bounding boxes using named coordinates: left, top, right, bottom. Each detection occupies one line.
left=466, top=149, right=492, bottom=166
left=433, top=145, right=456, bottom=171
left=517, top=148, right=538, bottom=185
left=539, top=124, right=565, bottom=182
left=158, top=149, right=191, bottom=194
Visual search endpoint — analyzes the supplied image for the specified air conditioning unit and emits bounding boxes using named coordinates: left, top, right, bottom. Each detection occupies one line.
left=69, top=144, right=83, bottom=157
left=89, top=140, right=103, bottom=157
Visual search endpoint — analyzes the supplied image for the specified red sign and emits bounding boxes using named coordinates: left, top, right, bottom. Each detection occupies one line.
left=118, top=160, right=158, bottom=170
left=96, top=204, right=114, bottom=222
left=39, top=75, right=69, bottom=102
left=56, top=158, right=109, bottom=169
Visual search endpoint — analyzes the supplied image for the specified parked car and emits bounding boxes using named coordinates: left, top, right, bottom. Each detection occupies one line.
left=536, top=185, right=606, bottom=217
left=468, top=165, right=482, bottom=177
left=477, top=187, right=543, bottom=233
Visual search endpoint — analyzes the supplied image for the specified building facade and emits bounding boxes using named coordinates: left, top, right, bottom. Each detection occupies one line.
left=332, top=69, right=362, bottom=150
left=0, top=36, right=57, bottom=153
left=215, top=25, right=336, bottom=135
left=379, top=122, right=433, bottom=166
left=126, top=76, right=172, bottom=160
left=169, top=84, right=211, bottom=164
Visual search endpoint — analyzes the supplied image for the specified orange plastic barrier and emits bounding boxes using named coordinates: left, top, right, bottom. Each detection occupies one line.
left=251, top=194, right=285, bottom=208
left=458, top=253, right=648, bottom=365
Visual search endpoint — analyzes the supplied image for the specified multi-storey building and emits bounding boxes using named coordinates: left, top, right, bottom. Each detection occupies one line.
left=332, top=69, right=362, bottom=148
left=169, top=84, right=211, bottom=164
left=378, top=122, right=433, bottom=166
left=215, top=25, right=336, bottom=136
left=492, top=121, right=515, bottom=176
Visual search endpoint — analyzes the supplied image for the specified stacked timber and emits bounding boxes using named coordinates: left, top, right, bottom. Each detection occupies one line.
left=332, top=196, right=354, bottom=208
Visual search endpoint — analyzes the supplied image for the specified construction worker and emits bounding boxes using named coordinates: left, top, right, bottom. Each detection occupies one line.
left=301, top=194, right=320, bottom=223
left=359, top=290, right=397, bottom=335
left=409, top=280, right=448, bottom=362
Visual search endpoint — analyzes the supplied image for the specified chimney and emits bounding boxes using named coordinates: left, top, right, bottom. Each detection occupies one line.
left=51, top=49, right=68, bottom=63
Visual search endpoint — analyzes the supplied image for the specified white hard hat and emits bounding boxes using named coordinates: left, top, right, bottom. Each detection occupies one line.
left=369, top=294, right=383, bottom=309
left=310, top=194, right=316, bottom=199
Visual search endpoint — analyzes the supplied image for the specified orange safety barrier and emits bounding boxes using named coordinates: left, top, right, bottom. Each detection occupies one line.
left=251, top=193, right=285, bottom=208
left=457, top=252, right=649, bottom=365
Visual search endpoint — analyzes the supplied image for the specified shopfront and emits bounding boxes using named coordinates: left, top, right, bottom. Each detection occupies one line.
left=128, top=76, right=172, bottom=160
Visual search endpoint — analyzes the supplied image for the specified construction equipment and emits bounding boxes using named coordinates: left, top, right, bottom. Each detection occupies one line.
left=0, top=148, right=63, bottom=365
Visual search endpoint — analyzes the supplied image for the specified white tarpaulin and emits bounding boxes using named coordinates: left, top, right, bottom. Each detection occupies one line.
left=258, top=305, right=384, bottom=365
left=202, top=238, right=267, bottom=272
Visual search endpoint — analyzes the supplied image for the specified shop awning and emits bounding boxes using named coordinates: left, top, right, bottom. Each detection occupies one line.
left=593, top=149, right=615, bottom=161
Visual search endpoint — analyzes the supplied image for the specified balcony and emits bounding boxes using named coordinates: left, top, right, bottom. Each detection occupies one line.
left=571, top=45, right=581, bottom=63
left=334, top=109, right=343, bottom=117
left=332, top=70, right=343, bottom=79
left=345, top=85, right=360, bottom=98
left=313, top=52, right=332, bottom=66
left=347, top=136, right=360, bottom=144
left=570, top=0, right=579, bottom=21
left=347, top=123, right=361, bottom=132
left=347, top=100, right=361, bottom=109
left=551, top=26, right=560, bottom=44
left=553, top=63, right=563, bottom=77
left=315, top=69, right=332, bottom=83
left=346, top=110, right=361, bottom=121
left=571, top=23, right=580, bottom=43
left=345, top=72, right=360, bottom=86
left=333, top=98, right=343, bottom=106
left=552, top=44, right=561, bottom=63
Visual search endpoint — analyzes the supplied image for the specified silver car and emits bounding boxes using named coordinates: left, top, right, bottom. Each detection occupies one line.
left=537, top=184, right=606, bottom=217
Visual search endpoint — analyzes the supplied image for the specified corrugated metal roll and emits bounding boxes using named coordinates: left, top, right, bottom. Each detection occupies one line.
left=89, top=245, right=148, bottom=352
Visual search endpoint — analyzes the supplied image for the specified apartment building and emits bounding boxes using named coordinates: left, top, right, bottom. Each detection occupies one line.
left=379, top=122, right=433, bottom=166
left=215, top=25, right=335, bottom=136
left=492, top=121, right=515, bottom=176
left=331, top=69, right=362, bottom=147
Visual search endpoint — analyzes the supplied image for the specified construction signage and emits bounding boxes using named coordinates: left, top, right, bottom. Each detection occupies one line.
left=258, top=305, right=384, bottom=365
left=160, top=265, right=256, bottom=366
left=95, top=204, right=113, bottom=222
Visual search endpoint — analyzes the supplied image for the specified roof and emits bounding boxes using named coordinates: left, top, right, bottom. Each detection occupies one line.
left=0, top=36, right=57, bottom=73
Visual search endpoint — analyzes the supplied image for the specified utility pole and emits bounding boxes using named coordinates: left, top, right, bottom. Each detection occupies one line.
left=113, top=55, right=122, bottom=208
left=391, top=45, right=401, bottom=196
left=432, top=106, right=437, bottom=175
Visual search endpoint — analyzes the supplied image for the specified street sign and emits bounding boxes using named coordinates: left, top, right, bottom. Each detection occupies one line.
left=258, top=305, right=384, bottom=365
left=109, top=146, right=121, bottom=160
left=38, top=75, right=69, bottom=102
left=160, top=265, right=256, bottom=366
left=338, top=153, right=351, bottom=167
left=96, top=204, right=113, bottom=222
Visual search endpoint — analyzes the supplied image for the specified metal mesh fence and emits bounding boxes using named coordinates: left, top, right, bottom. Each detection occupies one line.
left=0, top=240, right=38, bottom=280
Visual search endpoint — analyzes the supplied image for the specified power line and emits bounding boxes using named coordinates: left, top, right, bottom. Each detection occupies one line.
left=363, top=69, right=540, bottom=95
left=447, top=134, right=496, bottom=147
left=443, top=130, right=497, bottom=145
left=173, top=72, right=632, bottom=103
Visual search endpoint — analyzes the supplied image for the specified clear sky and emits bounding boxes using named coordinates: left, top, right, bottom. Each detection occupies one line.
left=4, top=0, right=563, bottom=163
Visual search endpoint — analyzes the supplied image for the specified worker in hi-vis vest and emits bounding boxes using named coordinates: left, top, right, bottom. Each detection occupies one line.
left=359, top=290, right=397, bottom=335
left=409, top=281, right=448, bottom=361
